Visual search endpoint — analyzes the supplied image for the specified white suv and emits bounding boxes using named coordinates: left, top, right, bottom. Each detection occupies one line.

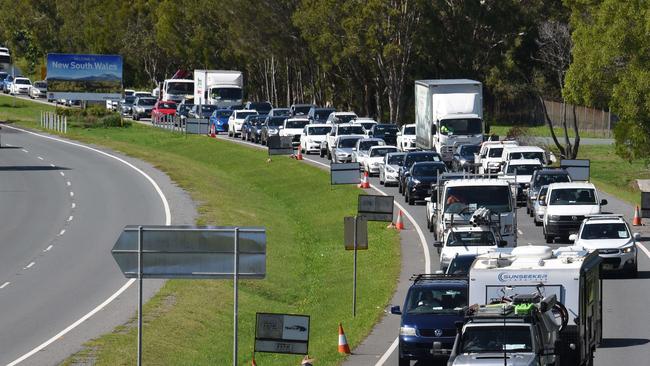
left=396, top=124, right=416, bottom=151
left=11, top=77, right=32, bottom=95
left=570, top=215, right=640, bottom=276
left=228, top=110, right=258, bottom=137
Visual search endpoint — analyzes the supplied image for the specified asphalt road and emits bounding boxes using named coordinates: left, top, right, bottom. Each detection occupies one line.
left=0, top=124, right=195, bottom=365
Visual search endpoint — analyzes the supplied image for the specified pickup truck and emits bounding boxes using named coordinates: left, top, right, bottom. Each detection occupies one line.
left=322, top=123, right=365, bottom=160
left=396, top=124, right=416, bottom=151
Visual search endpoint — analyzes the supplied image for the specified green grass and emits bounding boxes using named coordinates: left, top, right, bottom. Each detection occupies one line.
left=0, top=95, right=400, bottom=365
left=0, top=95, right=55, bottom=123
left=490, top=124, right=612, bottom=139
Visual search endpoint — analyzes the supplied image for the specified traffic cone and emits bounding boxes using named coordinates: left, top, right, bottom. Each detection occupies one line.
left=296, top=145, right=303, bottom=160
left=210, top=124, right=216, bottom=138
left=251, top=354, right=257, bottom=366
left=338, top=323, right=351, bottom=354
left=395, top=210, right=405, bottom=231
left=358, top=171, right=370, bottom=189
left=633, top=205, right=642, bottom=226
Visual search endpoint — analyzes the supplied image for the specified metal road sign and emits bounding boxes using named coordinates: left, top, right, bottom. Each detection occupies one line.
left=331, top=162, right=361, bottom=185
left=267, top=136, right=294, bottom=155
left=111, top=225, right=266, bottom=279
left=344, top=216, right=368, bottom=250
left=358, top=194, right=394, bottom=222
left=560, top=159, right=590, bottom=181
left=255, top=313, right=310, bottom=355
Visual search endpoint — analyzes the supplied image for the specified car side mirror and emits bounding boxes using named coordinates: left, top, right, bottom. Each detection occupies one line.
left=498, top=240, right=507, bottom=247
left=404, top=171, right=410, bottom=177
left=634, top=232, right=641, bottom=240
left=390, top=305, right=401, bottom=315
left=600, top=199, right=608, bottom=206
left=433, top=241, right=443, bottom=248
left=569, top=234, right=577, bottom=242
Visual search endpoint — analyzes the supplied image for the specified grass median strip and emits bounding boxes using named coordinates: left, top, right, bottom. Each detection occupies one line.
left=1, top=96, right=400, bottom=365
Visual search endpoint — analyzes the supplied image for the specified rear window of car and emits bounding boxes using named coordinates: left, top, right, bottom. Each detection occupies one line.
left=160, top=102, right=176, bottom=109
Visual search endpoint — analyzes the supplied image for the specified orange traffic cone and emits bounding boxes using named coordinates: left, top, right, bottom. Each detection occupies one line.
left=395, top=210, right=405, bottom=231
left=251, top=354, right=257, bottom=366
left=358, top=171, right=370, bottom=189
left=210, top=124, right=216, bottom=138
left=633, top=205, right=642, bottom=226
left=338, top=323, right=351, bottom=354
left=296, top=145, right=303, bottom=160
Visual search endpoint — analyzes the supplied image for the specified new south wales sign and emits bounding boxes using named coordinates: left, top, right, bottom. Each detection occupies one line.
left=47, top=53, right=123, bottom=101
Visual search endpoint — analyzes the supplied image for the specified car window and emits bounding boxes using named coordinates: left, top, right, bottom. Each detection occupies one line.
left=549, top=188, right=596, bottom=205
left=488, top=147, right=503, bottom=158
left=405, top=288, right=467, bottom=314
left=447, top=231, right=496, bottom=247
left=581, top=223, right=629, bottom=239
left=506, top=164, right=541, bottom=175
left=370, top=147, right=397, bottom=157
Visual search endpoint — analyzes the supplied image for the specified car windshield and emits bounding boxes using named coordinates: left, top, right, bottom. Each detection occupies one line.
left=34, top=82, right=46, bottom=88
left=446, top=255, right=476, bottom=275
left=267, top=117, right=286, bottom=127
left=124, top=96, right=135, bottom=104
left=488, top=147, right=504, bottom=158
left=210, top=87, right=242, bottom=100
left=506, top=164, right=541, bottom=175
left=315, top=109, right=335, bottom=119
left=412, top=164, right=446, bottom=176
left=358, top=140, right=381, bottom=151
left=509, top=151, right=545, bottom=161
left=387, top=154, right=406, bottom=165
left=236, top=111, right=257, bottom=119
left=447, top=231, right=496, bottom=247
left=461, top=326, right=532, bottom=353
left=167, top=82, right=194, bottom=95
left=293, top=105, right=313, bottom=115
left=334, top=114, right=357, bottom=124
left=404, top=153, right=441, bottom=168
left=308, top=126, right=331, bottom=135
left=549, top=188, right=596, bottom=205
left=15, top=79, right=30, bottom=85
left=159, top=102, right=176, bottom=109
left=139, top=98, right=156, bottom=106
left=216, top=110, right=233, bottom=118
left=285, top=119, right=309, bottom=129
left=375, top=125, right=399, bottom=134
left=460, top=145, right=480, bottom=156
left=370, top=147, right=397, bottom=157
left=444, top=186, right=512, bottom=214
left=440, top=118, right=482, bottom=135
left=581, top=223, right=630, bottom=239
left=404, top=126, right=415, bottom=135
left=338, top=138, right=361, bottom=148
left=272, top=108, right=290, bottom=116
left=405, top=288, right=467, bottom=314
left=534, top=173, right=570, bottom=188
left=337, top=125, right=365, bottom=135
left=359, top=122, right=376, bottom=130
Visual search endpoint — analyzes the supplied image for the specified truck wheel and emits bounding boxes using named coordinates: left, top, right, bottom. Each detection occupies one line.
left=398, top=356, right=409, bottom=366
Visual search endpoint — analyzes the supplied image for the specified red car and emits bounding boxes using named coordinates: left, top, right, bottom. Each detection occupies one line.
left=152, top=100, right=177, bottom=124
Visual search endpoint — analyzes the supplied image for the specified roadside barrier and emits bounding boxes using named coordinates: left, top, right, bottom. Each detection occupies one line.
left=153, top=114, right=183, bottom=132
left=40, top=111, right=67, bottom=134
left=338, top=323, right=351, bottom=354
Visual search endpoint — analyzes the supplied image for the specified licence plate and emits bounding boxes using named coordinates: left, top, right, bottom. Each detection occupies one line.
left=602, top=264, right=614, bottom=270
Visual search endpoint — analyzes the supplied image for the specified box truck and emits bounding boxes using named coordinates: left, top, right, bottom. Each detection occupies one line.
left=194, top=70, right=243, bottom=108
left=415, top=79, right=484, bottom=162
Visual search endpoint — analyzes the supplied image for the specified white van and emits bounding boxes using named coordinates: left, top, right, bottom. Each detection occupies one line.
left=543, top=182, right=607, bottom=243
left=501, top=145, right=549, bottom=166
left=475, top=140, right=518, bottom=174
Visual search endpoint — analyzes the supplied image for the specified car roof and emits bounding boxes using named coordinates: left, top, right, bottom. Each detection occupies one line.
left=583, top=215, right=627, bottom=225
left=504, top=145, right=545, bottom=152
left=359, top=137, right=384, bottom=142
left=547, top=182, right=595, bottom=189
left=535, top=168, right=569, bottom=175
left=286, top=117, right=309, bottom=122
left=369, top=145, right=397, bottom=150
left=332, top=111, right=357, bottom=116
left=338, top=135, right=363, bottom=140
left=506, top=159, right=543, bottom=165
left=406, top=151, right=438, bottom=156
left=307, top=123, right=331, bottom=128
left=412, top=161, right=446, bottom=166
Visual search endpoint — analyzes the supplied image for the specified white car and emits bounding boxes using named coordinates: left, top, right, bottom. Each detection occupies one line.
left=364, top=145, right=398, bottom=175
left=228, top=109, right=258, bottom=137
left=500, top=158, right=543, bottom=205
left=325, top=111, right=357, bottom=125
left=355, top=118, right=377, bottom=134
left=570, top=215, right=640, bottom=276
left=29, top=81, right=47, bottom=99
left=396, top=124, right=416, bottom=151
left=475, top=140, right=518, bottom=174
left=351, top=138, right=385, bottom=166
left=434, top=225, right=506, bottom=271
left=543, top=182, right=607, bottom=243
left=532, top=185, right=549, bottom=226
left=280, top=117, right=310, bottom=147
left=300, top=124, right=331, bottom=154
left=379, top=152, right=406, bottom=186
left=323, top=123, right=366, bottom=160
left=11, top=77, right=31, bottom=95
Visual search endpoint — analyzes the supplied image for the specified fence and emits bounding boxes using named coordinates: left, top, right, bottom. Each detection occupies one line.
left=152, top=114, right=184, bottom=132
left=151, top=115, right=211, bottom=135
left=40, top=111, right=67, bottom=134
left=542, top=100, right=615, bottom=138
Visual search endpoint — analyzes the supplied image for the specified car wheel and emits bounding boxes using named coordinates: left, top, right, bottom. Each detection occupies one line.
left=629, top=263, right=639, bottom=278
left=398, top=356, right=409, bottom=366
left=535, top=219, right=542, bottom=227
left=408, top=195, right=415, bottom=205
left=545, top=235, right=554, bottom=244
left=398, top=182, right=403, bottom=194
left=404, top=191, right=409, bottom=203
left=327, top=151, right=332, bottom=161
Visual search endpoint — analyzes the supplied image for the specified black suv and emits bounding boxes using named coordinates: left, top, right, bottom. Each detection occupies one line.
left=526, top=168, right=572, bottom=216
left=307, top=107, right=336, bottom=123
left=398, top=151, right=442, bottom=195
left=368, top=123, right=399, bottom=145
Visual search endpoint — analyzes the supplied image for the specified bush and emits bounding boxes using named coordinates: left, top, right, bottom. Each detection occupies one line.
left=100, top=114, right=128, bottom=127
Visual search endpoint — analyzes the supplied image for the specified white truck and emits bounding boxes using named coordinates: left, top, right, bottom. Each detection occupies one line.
left=396, top=123, right=416, bottom=151
left=193, top=70, right=243, bottom=108
left=469, top=245, right=603, bottom=366
left=415, top=79, right=484, bottom=161
left=161, top=78, right=194, bottom=103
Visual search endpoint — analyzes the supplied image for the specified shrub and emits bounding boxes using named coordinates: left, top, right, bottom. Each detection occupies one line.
left=100, top=114, right=128, bottom=127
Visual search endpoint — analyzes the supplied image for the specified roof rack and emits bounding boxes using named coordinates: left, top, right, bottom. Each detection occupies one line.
left=584, top=214, right=624, bottom=220
left=409, top=273, right=468, bottom=283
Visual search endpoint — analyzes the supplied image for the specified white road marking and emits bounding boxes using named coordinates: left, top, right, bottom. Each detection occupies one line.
left=375, top=337, right=399, bottom=365
left=66, top=181, right=71, bottom=186
left=67, top=215, right=73, bottom=222
left=637, top=242, right=650, bottom=259
left=44, top=245, right=53, bottom=252
left=37, top=156, right=44, bottom=160
left=59, top=172, right=65, bottom=177
left=69, top=191, right=74, bottom=197
left=0, top=282, right=10, bottom=289
left=50, top=163, right=55, bottom=167
left=24, top=262, right=35, bottom=269
left=71, top=202, right=76, bottom=209
left=21, top=149, right=28, bottom=153
left=3, top=125, right=171, bottom=366
left=5, top=143, right=12, bottom=147
left=59, top=229, right=66, bottom=236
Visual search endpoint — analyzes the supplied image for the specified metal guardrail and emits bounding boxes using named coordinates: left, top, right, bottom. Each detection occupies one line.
left=40, top=111, right=67, bottom=133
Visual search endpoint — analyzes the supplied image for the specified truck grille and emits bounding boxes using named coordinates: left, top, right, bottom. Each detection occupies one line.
left=558, top=215, right=585, bottom=222
left=598, top=249, right=619, bottom=255
left=418, top=328, right=456, bottom=337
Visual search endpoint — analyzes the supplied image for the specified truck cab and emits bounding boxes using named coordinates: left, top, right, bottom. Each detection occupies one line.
left=162, top=79, right=194, bottom=103
left=390, top=274, right=469, bottom=366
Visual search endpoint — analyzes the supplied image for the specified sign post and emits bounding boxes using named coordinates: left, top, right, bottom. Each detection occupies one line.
left=112, top=225, right=266, bottom=366
left=255, top=313, right=310, bottom=355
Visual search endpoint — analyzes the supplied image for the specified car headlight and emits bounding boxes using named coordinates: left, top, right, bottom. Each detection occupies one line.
left=400, top=326, right=417, bottom=336
left=504, top=224, right=513, bottom=233
left=385, top=166, right=395, bottom=173
left=622, top=244, right=636, bottom=253
left=411, top=179, right=421, bottom=185
left=549, top=215, right=561, bottom=221
left=529, top=195, right=537, bottom=200
left=459, top=158, right=466, bottom=164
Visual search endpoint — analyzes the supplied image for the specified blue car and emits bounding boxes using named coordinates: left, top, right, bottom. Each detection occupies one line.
left=391, top=274, right=468, bottom=365
left=209, top=109, right=233, bottom=134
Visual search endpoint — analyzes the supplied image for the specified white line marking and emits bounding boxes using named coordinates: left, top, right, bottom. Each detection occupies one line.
left=67, top=215, right=73, bottom=222
left=44, top=245, right=53, bottom=252
left=69, top=191, right=74, bottom=197
left=5, top=143, right=12, bottom=147
left=24, top=261, right=35, bottom=269
left=375, top=337, right=399, bottom=365
left=6, top=279, right=137, bottom=366
left=37, top=156, right=44, bottom=160
left=59, top=171, right=65, bottom=177
left=0, top=282, right=10, bottom=289
left=637, top=242, right=650, bottom=259
left=50, top=163, right=55, bottom=167
left=3, top=125, right=171, bottom=366
left=71, top=202, right=76, bottom=209
left=21, top=149, right=28, bottom=153
left=66, top=181, right=71, bottom=186
left=59, top=229, right=66, bottom=236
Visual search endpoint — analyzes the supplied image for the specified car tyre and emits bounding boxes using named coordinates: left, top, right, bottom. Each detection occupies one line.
left=408, top=195, right=415, bottom=205
left=629, top=263, right=639, bottom=278
left=398, top=182, right=403, bottom=194
left=327, top=150, right=332, bottom=161
left=398, top=356, right=409, bottom=366
left=535, top=220, right=542, bottom=227
left=545, top=235, right=554, bottom=244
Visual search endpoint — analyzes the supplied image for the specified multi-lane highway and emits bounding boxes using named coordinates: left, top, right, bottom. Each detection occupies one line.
left=0, top=124, right=195, bottom=365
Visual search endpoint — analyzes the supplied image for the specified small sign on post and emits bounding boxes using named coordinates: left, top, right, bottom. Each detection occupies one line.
left=268, top=136, right=294, bottom=155
left=255, top=313, right=310, bottom=355
left=358, top=194, right=395, bottom=222
left=331, top=162, right=361, bottom=185
left=344, top=216, right=368, bottom=250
